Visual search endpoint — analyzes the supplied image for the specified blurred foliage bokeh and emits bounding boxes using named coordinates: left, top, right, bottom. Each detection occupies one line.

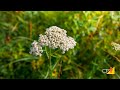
left=0, top=11, right=120, bottom=79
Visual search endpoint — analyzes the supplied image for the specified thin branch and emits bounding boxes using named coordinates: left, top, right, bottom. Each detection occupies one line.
left=103, top=49, right=120, bottom=62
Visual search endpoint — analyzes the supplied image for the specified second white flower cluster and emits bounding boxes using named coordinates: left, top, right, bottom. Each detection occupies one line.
left=30, top=26, right=76, bottom=56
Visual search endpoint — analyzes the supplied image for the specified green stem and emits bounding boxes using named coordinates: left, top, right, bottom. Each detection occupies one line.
left=45, top=46, right=49, bottom=59
left=44, top=69, right=49, bottom=79
left=50, top=48, right=51, bottom=68
left=45, top=47, right=62, bottom=79
left=52, top=56, right=61, bottom=71
left=49, top=48, right=52, bottom=78
left=44, top=46, right=52, bottom=79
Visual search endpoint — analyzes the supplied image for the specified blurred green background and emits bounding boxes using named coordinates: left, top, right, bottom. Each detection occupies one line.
left=0, top=11, right=120, bottom=79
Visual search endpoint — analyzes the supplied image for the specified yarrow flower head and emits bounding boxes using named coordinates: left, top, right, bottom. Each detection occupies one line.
left=111, top=42, right=120, bottom=51
left=29, top=26, right=77, bottom=56
left=29, top=40, right=43, bottom=56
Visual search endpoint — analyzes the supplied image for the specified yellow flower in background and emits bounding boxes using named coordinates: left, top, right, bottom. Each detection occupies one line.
left=31, top=58, right=44, bottom=70
left=36, top=58, right=44, bottom=69
left=31, top=60, right=37, bottom=70
left=52, top=69, right=58, bottom=77
left=74, top=14, right=80, bottom=19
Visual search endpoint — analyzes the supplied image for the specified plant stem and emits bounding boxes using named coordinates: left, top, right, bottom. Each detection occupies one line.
left=49, top=48, right=52, bottom=78
left=52, top=56, right=61, bottom=71
left=45, top=47, right=62, bottom=79
left=44, top=69, right=49, bottom=79
left=44, top=46, right=52, bottom=79
left=45, top=46, right=49, bottom=59
left=50, top=48, right=51, bottom=68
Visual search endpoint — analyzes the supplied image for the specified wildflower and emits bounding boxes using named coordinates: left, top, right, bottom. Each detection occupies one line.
left=31, top=60, right=37, bottom=70
left=59, top=36, right=76, bottom=54
left=29, top=40, right=43, bottom=56
left=30, top=26, right=76, bottom=56
left=44, top=26, right=76, bottom=53
left=52, top=69, right=58, bottom=77
left=38, top=34, right=49, bottom=46
left=111, top=42, right=120, bottom=51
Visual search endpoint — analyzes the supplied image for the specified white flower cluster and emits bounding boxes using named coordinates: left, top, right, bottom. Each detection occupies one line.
left=29, top=26, right=76, bottom=56
left=111, top=42, right=120, bottom=51
left=29, top=40, right=43, bottom=56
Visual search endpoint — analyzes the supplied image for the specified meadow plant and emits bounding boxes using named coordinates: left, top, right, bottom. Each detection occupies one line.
left=30, top=26, right=76, bottom=55
left=29, top=26, right=76, bottom=78
left=111, top=42, right=120, bottom=51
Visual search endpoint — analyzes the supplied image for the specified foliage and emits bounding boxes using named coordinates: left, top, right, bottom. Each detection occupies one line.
left=0, top=11, right=120, bottom=79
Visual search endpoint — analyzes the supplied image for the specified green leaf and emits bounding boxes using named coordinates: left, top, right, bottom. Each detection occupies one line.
left=63, top=65, right=72, bottom=71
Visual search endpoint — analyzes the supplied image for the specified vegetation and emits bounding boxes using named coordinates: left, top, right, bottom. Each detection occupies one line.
left=0, top=11, right=120, bottom=79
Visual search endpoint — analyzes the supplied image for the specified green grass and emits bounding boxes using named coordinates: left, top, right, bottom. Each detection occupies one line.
left=0, top=11, right=120, bottom=79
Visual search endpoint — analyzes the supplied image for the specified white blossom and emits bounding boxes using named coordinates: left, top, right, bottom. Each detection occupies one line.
left=29, top=40, right=43, bottom=56
left=30, top=26, right=76, bottom=56
left=38, top=34, right=49, bottom=46
left=59, top=36, right=76, bottom=54
left=111, top=42, right=120, bottom=51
